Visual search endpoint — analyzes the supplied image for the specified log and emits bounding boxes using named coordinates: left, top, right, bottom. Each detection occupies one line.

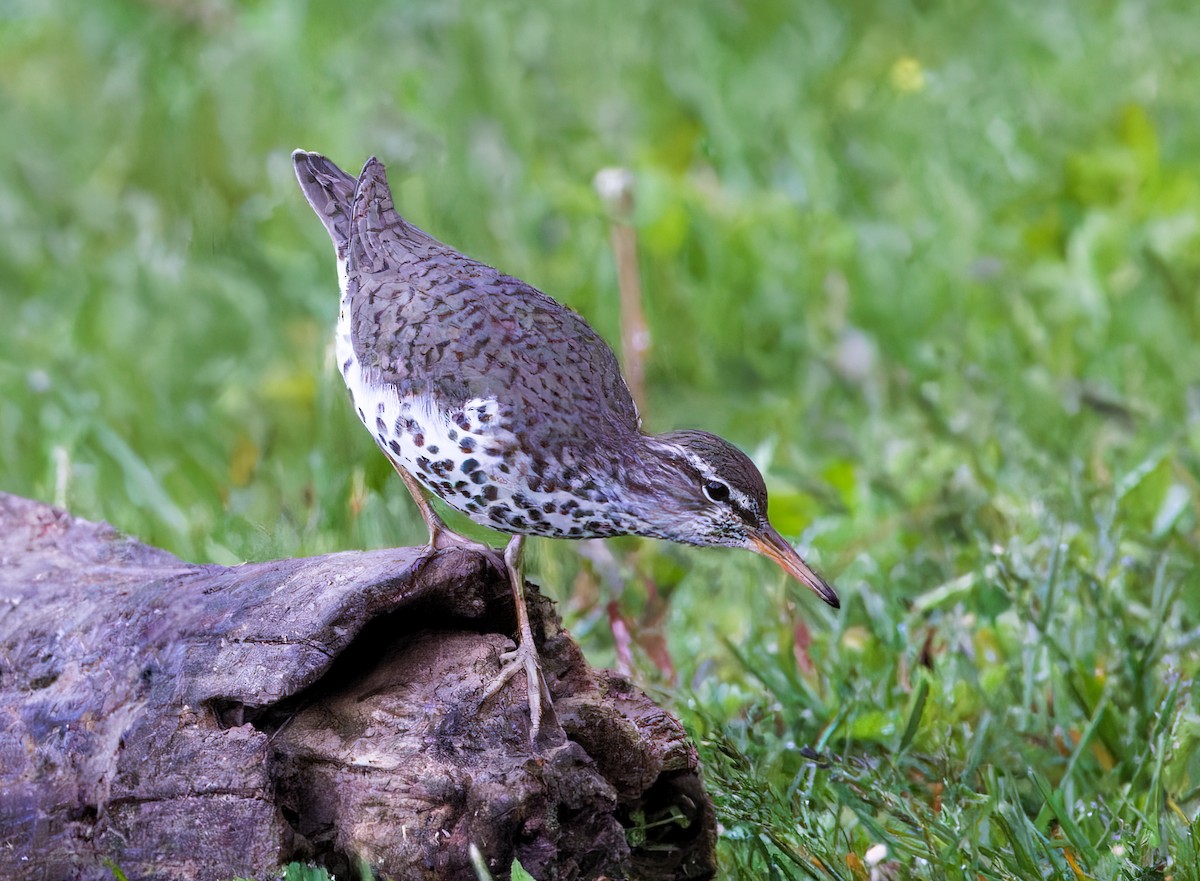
left=0, top=492, right=716, bottom=881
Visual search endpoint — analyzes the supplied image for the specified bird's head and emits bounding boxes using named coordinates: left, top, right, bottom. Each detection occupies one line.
left=638, top=430, right=840, bottom=608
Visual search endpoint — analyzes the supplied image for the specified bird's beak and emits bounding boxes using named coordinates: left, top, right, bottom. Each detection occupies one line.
left=750, top=526, right=840, bottom=609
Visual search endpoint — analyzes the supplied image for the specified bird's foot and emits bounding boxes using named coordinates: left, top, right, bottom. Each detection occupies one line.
left=429, top=522, right=493, bottom=554
left=426, top=524, right=505, bottom=572
left=480, top=631, right=553, bottom=743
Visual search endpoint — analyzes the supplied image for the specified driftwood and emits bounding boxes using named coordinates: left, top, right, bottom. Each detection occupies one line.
left=0, top=492, right=716, bottom=881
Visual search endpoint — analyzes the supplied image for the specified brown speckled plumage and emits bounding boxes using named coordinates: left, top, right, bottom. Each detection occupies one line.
left=346, top=159, right=640, bottom=439
left=293, top=150, right=838, bottom=739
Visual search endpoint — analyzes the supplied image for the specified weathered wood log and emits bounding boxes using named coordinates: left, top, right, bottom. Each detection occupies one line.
left=0, top=492, right=716, bottom=881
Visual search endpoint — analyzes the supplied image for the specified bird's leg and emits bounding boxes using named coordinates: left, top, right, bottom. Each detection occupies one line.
left=389, top=459, right=497, bottom=556
left=389, top=461, right=551, bottom=738
left=480, top=534, right=554, bottom=741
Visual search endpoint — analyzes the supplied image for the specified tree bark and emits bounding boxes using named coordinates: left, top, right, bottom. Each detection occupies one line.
left=0, top=492, right=716, bottom=881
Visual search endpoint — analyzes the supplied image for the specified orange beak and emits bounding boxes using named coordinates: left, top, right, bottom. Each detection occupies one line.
left=750, top=526, right=840, bottom=608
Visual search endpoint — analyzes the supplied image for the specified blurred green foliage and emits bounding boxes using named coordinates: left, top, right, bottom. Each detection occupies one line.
left=2, top=0, right=1200, bottom=877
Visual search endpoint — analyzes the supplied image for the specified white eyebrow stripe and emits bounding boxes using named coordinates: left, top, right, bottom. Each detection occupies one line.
left=666, top=444, right=758, bottom=514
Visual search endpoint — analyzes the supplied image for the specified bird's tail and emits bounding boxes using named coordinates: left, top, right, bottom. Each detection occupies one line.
left=292, top=149, right=357, bottom=251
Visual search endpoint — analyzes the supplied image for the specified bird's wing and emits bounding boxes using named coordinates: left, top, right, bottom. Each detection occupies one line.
left=344, top=158, right=642, bottom=441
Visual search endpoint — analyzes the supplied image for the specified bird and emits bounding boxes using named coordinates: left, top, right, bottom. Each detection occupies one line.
left=292, top=150, right=839, bottom=740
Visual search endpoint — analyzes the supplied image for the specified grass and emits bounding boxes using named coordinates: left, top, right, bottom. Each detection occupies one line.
left=2, top=0, right=1200, bottom=877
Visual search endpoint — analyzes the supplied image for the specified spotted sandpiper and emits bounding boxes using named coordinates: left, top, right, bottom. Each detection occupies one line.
left=293, top=151, right=839, bottom=739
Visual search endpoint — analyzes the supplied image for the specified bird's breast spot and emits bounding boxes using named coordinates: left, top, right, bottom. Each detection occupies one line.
left=336, top=372, right=626, bottom=539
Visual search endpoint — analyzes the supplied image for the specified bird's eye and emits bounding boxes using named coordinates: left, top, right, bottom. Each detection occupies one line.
left=703, top=480, right=731, bottom=503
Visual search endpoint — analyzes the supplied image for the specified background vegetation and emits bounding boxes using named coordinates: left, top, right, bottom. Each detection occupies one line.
left=2, top=0, right=1199, bottom=877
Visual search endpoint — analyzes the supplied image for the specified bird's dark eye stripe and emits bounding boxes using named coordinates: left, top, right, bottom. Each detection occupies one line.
left=731, top=502, right=757, bottom=526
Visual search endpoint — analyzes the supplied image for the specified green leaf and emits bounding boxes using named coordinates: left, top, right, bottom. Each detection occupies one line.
left=898, top=676, right=930, bottom=752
